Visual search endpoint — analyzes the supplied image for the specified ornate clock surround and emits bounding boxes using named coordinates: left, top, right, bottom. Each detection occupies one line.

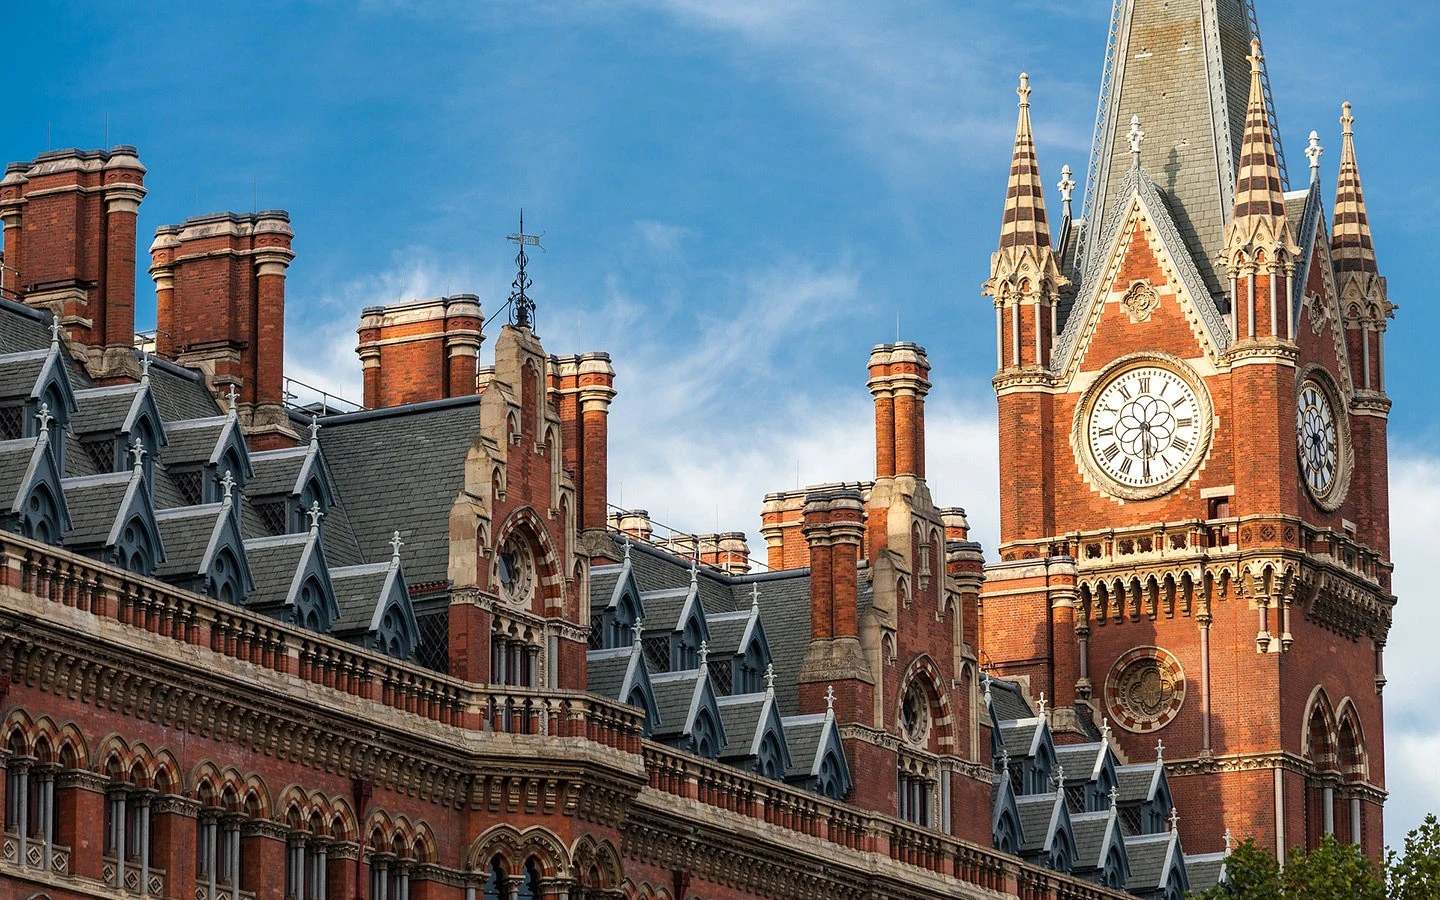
left=1296, top=364, right=1353, bottom=512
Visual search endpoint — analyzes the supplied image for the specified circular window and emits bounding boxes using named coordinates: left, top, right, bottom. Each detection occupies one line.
left=497, top=534, right=536, bottom=607
left=900, top=679, right=932, bottom=747
left=1104, top=647, right=1185, bottom=733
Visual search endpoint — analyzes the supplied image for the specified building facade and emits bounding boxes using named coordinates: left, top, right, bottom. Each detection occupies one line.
left=0, top=2, right=1390, bottom=900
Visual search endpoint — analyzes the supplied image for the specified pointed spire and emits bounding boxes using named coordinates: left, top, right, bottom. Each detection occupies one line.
left=1223, top=40, right=1299, bottom=273
left=996, top=73, right=1052, bottom=253
left=389, top=530, right=404, bottom=567
left=1333, top=102, right=1379, bottom=278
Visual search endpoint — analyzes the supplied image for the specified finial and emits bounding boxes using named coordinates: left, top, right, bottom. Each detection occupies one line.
left=750, top=582, right=761, bottom=615
left=632, top=619, right=644, bottom=649
left=1169, top=806, right=1181, bottom=834
left=764, top=663, right=775, bottom=697
left=1223, top=828, right=1233, bottom=855
left=1036, top=692, right=1047, bottom=717
left=1101, top=717, right=1112, bottom=745
left=1017, top=72, right=1031, bottom=108
left=1305, top=131, right=1324, bottom=181
left=1155, top=738, right=1165, bottom=762
left=139, top=350, right=152, bottom=383
left=309, top=415, right=321, bottom=447
left=1127, top=115, right=1146, bottom=166
left=49, top=315, right=61, bottom=349
left=983, top=675, right=993, bottom=708
left=1341, top=101, right=1355, bottom=137
left=389, top=530, right=404, bottom=566
left=220, top=470, right=235, bottom=504
left=307, top=500, right=323, bottom=533
left=825, top=684, right=836, bottom=716
left=690, top=556, right=698, bottom=587
left=623, top=535, right=632, bottom=561
left=1053, top=764, right=1065, bottom=790
left=697, top=639, right=708, bottom=669
left=1109, top=786, right=1119, bottom=818
left=506, top=209, right=544, bottom=330
left=1058, top=164, right=1076, bottom=212
left=128, top=439, right=146, bottom=473
left=999, top=749, right=1010, bottom=777
left=34, top=402, right=53, bottom=439
left=224, top=384, right=239, bottom=417
left=1249, top=38, right=1263, bottom=74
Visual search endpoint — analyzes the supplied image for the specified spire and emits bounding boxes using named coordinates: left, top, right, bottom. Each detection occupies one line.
left=1220, top=41, right=1299, bottom=282
left=1332, top=103, right=1379, bottom=278
left=997, top=74, right=1052, bottom=253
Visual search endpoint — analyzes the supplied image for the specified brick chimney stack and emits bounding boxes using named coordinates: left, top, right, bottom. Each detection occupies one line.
left=868, top=342, right=931, bottom=480
left=0, top=147, right=147, bottom=381
left=148, top=211, right=295, bottom=446
left=760, top=481, right=873, bottom=571
left=797, top=487, right=872, bottom=716
left=549, top=352, right=616, bottom=532
left=355, top=295, right=484, bottom=408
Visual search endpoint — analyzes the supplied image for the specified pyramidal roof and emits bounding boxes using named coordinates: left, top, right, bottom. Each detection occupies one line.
left=1079, top=0, right=1284, bottom=297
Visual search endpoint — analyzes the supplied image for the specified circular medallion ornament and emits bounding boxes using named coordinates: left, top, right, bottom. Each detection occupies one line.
left=1296, top=369, right=1351, bottom=511
left=1073, top=354, right=1214, bottom=501
left=1105, top=647, right=1185, bottom=734
left=900, top=679, right=932, bottom=747
left=496, top=534, right=536, bottom=607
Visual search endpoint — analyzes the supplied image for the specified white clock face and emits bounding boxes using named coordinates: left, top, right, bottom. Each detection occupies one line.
left=1086, top=366, right=1204, bottom=494
left=1298, top=380, right=1339, bottom=500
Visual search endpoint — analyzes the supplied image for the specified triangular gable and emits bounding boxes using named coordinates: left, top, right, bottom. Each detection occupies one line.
left=620, top=645, right=660, bottom=735
left=104, top=468, right=165, bottom=574
left=155, top=501, right=253, bottom=604
left=294, top=443, right=338, bottom=512
left=6, top=346, right=79, bottom=429
left=1057, top=170, right=1233, bottom=381
left=2, top=433, right=71, bottom=540
left=781, top=711, right=851, bottom=800
left=992, top=774, right=1023, bottom=855
left=288, top=532, right=340, bottom=628
left=1294, top=202, right=1357, bottom=398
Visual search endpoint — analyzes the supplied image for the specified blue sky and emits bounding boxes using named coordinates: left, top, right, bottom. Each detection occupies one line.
left=7, top=0, right=1438, bottom=847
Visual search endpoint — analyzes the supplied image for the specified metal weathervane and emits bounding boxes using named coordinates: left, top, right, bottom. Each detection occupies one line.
left=506, top=210, right=545, bottom=330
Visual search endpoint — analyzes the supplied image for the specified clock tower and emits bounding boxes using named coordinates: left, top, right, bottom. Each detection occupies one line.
left=980, top=0, right=1393, bottom=863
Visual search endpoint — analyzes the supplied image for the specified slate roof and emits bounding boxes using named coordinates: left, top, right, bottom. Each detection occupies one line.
left=586, top=647, right=636, bottom=702
left=1000, top=719, right=1045, bottom=759
left=1016, top=793, right=1063, bottom=853
left=162, top=417, right=229, bottom=466
left=62, top=472, right=136, bottom=546
left=1184, top=852, right=1226, bottom=893
left=0, top=349, right=52, bottom=400
left=154, top=504, right=226, bottom=578
left=716, top=693, right=767, bottom=758
left=70, top=384, right=145, bottom=435
left=144, top=360, right=221, bottom=423
left=705, top=610, right=756, bottom=657
left=248, top=447, right=310, bottom=497
left=0, top=301, right=54, bottom=354
left=0, top=437, right=43, bottom=512
left=590, top=564, right=624, bottom=609
left=1056, top=743, right=1108, bottom=784
left=987, top=678, right=1035, bottom=721
left=1071, top=811, right=1120, bottom=870
left=330, top=562, right=395, bottom=633
left=243, top=532, right=312, bottom=609
left=1125, top=831, right=1182, bottom=892
left=650, top=671, right=703, bottom=738
left=318, top=397, right=482, bottom=589
left=1116, top=763, right=1162, bottom=804
left=781, top=714, right=827, bottom=779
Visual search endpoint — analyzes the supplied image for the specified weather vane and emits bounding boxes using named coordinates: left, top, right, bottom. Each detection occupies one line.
left=506, top=209, right=545, bottom=330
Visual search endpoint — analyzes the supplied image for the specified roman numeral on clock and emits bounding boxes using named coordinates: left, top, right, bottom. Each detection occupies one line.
left=1171, top=435, right=1190, bottom=453
left=1177, top=417, right=1192, bottom=428
left=1118, top=384, right=1132, bottom=400
left=1102, top=444, right=1121, bottom=462
left=1119, top=457, right=1133, bottom=475
left=1098, top=427, right=1114, bottom=437
left=1138, top=377, right=1151, bottom=394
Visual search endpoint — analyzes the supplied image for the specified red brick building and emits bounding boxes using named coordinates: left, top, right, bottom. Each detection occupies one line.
left=0, top=2, right=1390, bottom=900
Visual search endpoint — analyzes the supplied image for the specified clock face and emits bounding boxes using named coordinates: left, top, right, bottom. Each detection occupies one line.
left=1298, top=379, right=1340, bottom=501
left=1085, top=365, right=1205, bottom=496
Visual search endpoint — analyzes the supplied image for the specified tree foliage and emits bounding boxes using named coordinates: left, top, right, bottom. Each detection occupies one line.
left=1388, top=814, right=1440, bottom=900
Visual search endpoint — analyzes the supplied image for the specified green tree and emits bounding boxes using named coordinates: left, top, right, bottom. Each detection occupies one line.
left=1190, top=837, right=1281, bottom=900
left=1188, top=835, right=1383, bottom=899
left=1388, top=814, right=1440, bottom=900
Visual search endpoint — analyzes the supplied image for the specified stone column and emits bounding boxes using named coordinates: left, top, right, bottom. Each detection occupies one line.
left=577, top=354, right=617, bottom=532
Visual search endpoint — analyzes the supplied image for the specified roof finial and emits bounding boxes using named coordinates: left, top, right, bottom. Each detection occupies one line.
left=1017, top=71, right=1031, bottom=108
left=128, top=438, right=146, bottom=473
left=999, top=749, right=1010, bottom=777
left=750, top=582, right=761, bottom=615
left=1109, top=786, right=1119, bottom=818
left=309, top=415, right=321, bottom=448
left=1305, top=131, right=1324, bottom=182
left=690, top=556, right=698, bottom=588
left=1052, top=763, right=1065, bottom=790
left=506, top=209, right=544, bottom=330
left=389, top=530, right=404, bottom=567
left=1341, top=101, right=1354, bottom=137
left=1058, top=164, right=1076, bottom=216
left=1223, top=827, right=1233, bottom=855
left=1169, top=806, right=1181, bottom=834
left=1101, top=717, right=1112, bottom=745
left=632, top=619, right=644, bottom=649
left=824, top=684, right=836, bottom=717
left=697, top=639, right=708, bottom=669
left=224, top=383, right=239, bottom=418
left=1127, top=115, right=1145, bottom=167
left=307, top=500, right=323, bottom=533
left=1036, top=692, right=1047, bottom=717
left=220, top=470, right=235, bottom=504
left=1249, top=38, right=1263, bottom=74
left=139, top=350, right=152, bottom=384
left=1155, top=738, right=1165, bottom=762
left=34, top=402, right=53, bottom=439
left=49, top=314, right=61, bottom=349
left=983, top=675, right=993, bottom=709
left=623, top=535, right=632, bottom=562
left=764, top=663, right=775, bottom=698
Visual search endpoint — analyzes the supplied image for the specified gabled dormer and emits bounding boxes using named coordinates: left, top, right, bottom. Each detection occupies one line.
left=161, top=414, right=253, bottom=505
left=0, top=426, right=70, bottom=543
left=781, top=706, right=851, bottom=801
left=586, top=640, right=660, bottom=737
left=638, top=565, right=709, bottom=673
left=650, top=666, right=725, bottom=759
left=154, top=493, right=253, bottom=605
left=330, top=548, right=420, bottom=660
left=1016, top=791, right=1076, bottom=874
left=246, top=435, right=335, bottom=537
left=1056, top=739, right=1120, bottom=814
left=244, top=526, right=339, bottom=633
left=62, top=464, right=164, bottom=575
left=0, top=339, right=78, bottom=475
left=587, top=547, right=645, bottom=650
left=998, top=714, right=1058, bottom=796
left=1124, top=829, right=1189, bottom=900
left=992, top=775, right=1023, bottom=856
left=717, top=688, right=791, bottom=779
left=69, top=379, right=166, bottom=483
left=704, top=589, right=771, bottom=696
left=1070, top=807, right=1131, bottom=892
left=1115, top=756, right=1175, bottom=836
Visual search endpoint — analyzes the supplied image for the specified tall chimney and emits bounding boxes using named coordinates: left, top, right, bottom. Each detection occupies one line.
left=355, top=295, right=484, bottom=408
left=551, top=352, right=616, bottom=532
left=869, top=342, right=931, bottom=479
left=0, top=147, right=147, bottom=381
left=798, top=486, right=871, bottom=718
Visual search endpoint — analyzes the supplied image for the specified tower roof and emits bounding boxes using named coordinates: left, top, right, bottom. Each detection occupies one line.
left=1080, top=0, right=1278, bottom=296
left=998, top=73, right=1051, bottom=252
left=1221, top=40, right=1297, bottom=265
left=1332, top=103, right=1378, bottom=276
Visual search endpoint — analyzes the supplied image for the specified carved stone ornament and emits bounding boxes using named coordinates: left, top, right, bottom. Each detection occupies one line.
left=1105, top=647, right=1185, bottom=734
left=1120, top=280, right=1161, bottom=323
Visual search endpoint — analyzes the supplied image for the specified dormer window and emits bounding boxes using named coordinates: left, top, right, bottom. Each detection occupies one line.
left=0, top=404, right=21, bottom=440
left=82, top=437, right=117, bottom=472
left=256, top=502, right=287, bottom=536
left=173, top=468, right=204, bottom=506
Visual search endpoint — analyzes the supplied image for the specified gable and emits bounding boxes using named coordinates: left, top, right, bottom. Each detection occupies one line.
left=1295, top=219, right=1355, bottom=398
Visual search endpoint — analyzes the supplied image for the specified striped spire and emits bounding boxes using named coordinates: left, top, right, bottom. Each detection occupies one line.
left=998, top=73, right=1051, bottom=252
left=1332, top=103, right=1377, bottom=276
left=1222, top=41, right=1298, bottom=271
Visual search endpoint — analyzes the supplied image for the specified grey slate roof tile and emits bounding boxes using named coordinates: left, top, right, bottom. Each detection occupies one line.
left=781, top=715, right=826, bottom=778
left=586, top=648, right=634, bottom=702
left=70, top=385, right=141, bottom=435
left=243, top=533, right=311, bottom=609
left=716, top=694, right=766, bottom=757
left=62, top=472, right=133, bottom=546
left=0, top=438, right=42, bottom=512
left=330, top=563, right=393, bottom=633
left=650, top=671, right=702, bottom=737
left=1124, top=832, right=1179, bottom=891
left=145, top=363, right=222, bottom=423
left=154, top=504, right=224, bottom=578
left=162, top=418, right=228, bottom=466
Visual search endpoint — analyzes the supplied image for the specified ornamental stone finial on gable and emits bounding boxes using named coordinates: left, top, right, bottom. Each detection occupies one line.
left=309, top=415, right=321, bottom=447
left=825, top=684, right=836, bottom=716
left=1127, top=115, right=1146, bottom=166
left=1169, top=807, right=1180, bottom=833
left=1036, top=692, right=1047, bottom=717
left=1156, top=738, right=1165, bottom=762
left=764, top=663, right=775, bottom=698
left=1101, top=717, right=1113, bottom=745
left=1223, top=828, right=1233, bottom=854
left=390, top=530, right=404, bottom=566
left=1017, top=71, right=1031, bottom=107
left=225, top=384, right=239, bottom=417
left=633, top=619, right=644, bottom=649
left=34, top=402, right=53, bottom=438
left=220, top=470, right=235, bottom=504
left=139, top=350, right=152, bottom=383
left=49, top=315, right=61, bottom=349
left=129, top=439, right=146, bottom=473
left=697, top=639, right=708, bottom=669
left=1058, top=164, right=1076, bottom=211
left=1306, top=130, right=1324, bottom=180
left=1109, top=786, right=1119, bottom=817
left=307, top=501, right=323, bottom=533
left=1000, top=749, right=1010, bottom=777
left=751, top=582, right=761, bottom=615
left=623, top=535, right=632, bottom=561
left=1053, top=764, right=1065, bottom=790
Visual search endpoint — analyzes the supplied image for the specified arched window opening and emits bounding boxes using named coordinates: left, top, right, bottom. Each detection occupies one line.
left=4, top=733, right=61, bottom=875
left=481, top=856, right=507, bottom=900
left=369, top=832, right=414, bottom=900
left=103, top=763, right=154, bottom=894
left=517, top=860, right=542, bottom=900
left=756, top=732, right=784, bottom=779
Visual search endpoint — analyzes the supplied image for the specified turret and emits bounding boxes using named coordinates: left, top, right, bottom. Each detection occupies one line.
left=1332, top=102, right=1393, bottom=396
